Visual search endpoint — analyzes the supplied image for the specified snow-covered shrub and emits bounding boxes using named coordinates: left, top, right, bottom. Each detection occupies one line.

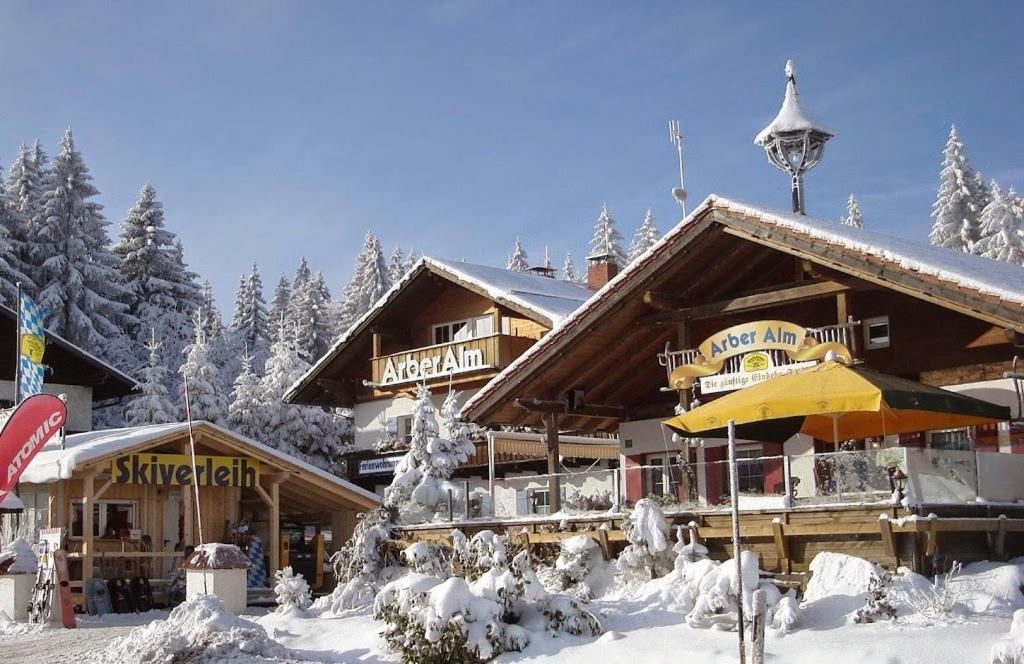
left=686, top=550, right=761, bottom=630
left=853, top=573, right=897, bottom=623
left=991, top=608, right=1024, bottom=664
left=769, top=591, right=801, bottom=634
left=451, top=530, right=512, bottom=581
left=93, top=594, right=296, bottom=663
left=402, top=541, right=451, bottom=577
left=562, top=489, right=613, bottom=513
left=273, top=566, right=311, bottom=613
left=385, top=384, right=475, bottom=522
left=673, top=524, right=709, bottom=565
left=895, top=561, right=974, bottom=617
left=617, top=499, right=674, bottom=581
left=328, top=506, right=399, bottom=611
left=554, top=535, right=607, bottom=600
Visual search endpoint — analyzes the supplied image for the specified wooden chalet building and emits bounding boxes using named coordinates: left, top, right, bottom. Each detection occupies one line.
left=457, top=195, right=1024, bottom=571
left=285, top=257, right=617, bottom=497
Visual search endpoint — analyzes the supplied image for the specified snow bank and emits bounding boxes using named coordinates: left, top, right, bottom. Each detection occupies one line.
left=804, top=552, right=883, bottom=602
left=992, top=609, right=1024, bottom=664
left=91, top=594, right=300, bottom=663
left=0, top=539, right=37, bottom=574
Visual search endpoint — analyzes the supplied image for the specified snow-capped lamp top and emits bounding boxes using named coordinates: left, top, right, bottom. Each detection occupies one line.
left=754, top=59, right=834, bottom=146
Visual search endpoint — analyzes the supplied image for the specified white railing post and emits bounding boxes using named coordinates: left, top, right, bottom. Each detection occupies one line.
left=783, top=455, right=793, bottom=508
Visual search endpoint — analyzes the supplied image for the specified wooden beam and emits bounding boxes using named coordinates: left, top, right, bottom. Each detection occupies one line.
left=94, top=475, right=113, bottom=501
left=544, top=412, right=561, bottom=515
left=772, top=518, right=790, bottom=573
left=879, top=514, right=897, bottom=559
left=82, top=466, right=101, bottom=586
left=270, top=480, right=281, bottom=575
left=515, top=398, right=626, bottom=420
left=672, top=280, right=850, bottom=321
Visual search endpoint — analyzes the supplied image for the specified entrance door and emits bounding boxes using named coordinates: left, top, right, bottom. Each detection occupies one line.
left=162, top=492, right=182, bottom=577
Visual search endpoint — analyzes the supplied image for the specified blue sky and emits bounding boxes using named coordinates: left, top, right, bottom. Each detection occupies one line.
left=1, top=2, right=1022, bottom=308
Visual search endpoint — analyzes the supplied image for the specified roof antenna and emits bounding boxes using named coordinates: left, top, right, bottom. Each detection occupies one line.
left=668, top=120, right=687, bottom=219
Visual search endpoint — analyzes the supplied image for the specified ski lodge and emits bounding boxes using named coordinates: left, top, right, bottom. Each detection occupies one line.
left=284, top=256, right=619, bottom=503
left=448, top=195, right=1024, bottom=573
left=14, top=421, right=379, bottom=607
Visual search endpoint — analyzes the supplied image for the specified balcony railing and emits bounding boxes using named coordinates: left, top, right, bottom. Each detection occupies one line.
left=658, top=319, right=862, bottom=389
left=370, top=333, right=534, bottom=388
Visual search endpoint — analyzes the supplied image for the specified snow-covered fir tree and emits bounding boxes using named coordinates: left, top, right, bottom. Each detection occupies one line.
left=562, top=251, right=580, bottom=283
left=2, top=145, right=43, bottom=295
left=6, top=142, right=46, bottom=223
left=293, top=270, right=333, bottom=363
left=179, top=310, right=226, bottom=424
left=403, top=247, right=417, bottom=273
left=231, top=263, right=270, bottom=356
left=627, top=207, right=659, bottom=262
left=385, top=383, right=475, bottom=520
left=227, top=350, right=265, bottom=440
left=114, top=182, right=199, bottom=368
left=123, top=330, right=178, bottom=425
left=260, top=325, right=342, bottom=470
left=335, top=231, right=390, bottom=334
left=32, top=129, right=133, bottom=357
left=974, top=171, right=992, bottom=213
left=267, top=275, right=291, bottom=344
left=0, top=173, right=33, bottom=305
left=387, top=245, right=406, bottom=285
left=841, top=194, right=864, bottom=228
left=588, top=203, right=626, bottom=265
left=975, top=182, right=1024, bottom=265
left=506, top=237, right=529, bottom=272
left=929, top=125, right=985, bottom=252
left=199, top=280, right=223, bottom=340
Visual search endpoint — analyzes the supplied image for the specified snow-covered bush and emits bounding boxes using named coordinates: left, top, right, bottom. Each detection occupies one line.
left=328, top=506, right=400, bottom=611
left=673, top=524, right=709, bottom=565
left=554, top=535, right=607, bottom=600
left=385, top=384, right=475, bottom=522
left=686, top=550, right=761, bottom=630
left=451, top=530, right=511, bottom=581
left=402, top=540, right=451, bottom=577
left=853, top=573, right=897, bottom=623
left=894, top=561, right=974, bottom=617
left=991, top=608, right=1024, bottom=664
left=617, top=499, right=674, bottom=581
left=273, top=566, right=311, bottom=613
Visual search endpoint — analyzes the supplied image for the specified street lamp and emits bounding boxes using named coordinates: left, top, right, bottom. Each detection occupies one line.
left=888, top=467, right=908, bottom=505
left=754, top=60, right=834, bottom=215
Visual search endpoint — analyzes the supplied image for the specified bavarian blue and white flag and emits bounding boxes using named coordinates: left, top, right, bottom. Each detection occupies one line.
left=17, top=288, right=46, bottom=402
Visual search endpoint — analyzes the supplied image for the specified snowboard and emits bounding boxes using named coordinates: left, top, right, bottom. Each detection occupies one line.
left=85, top=577, right=112, bottom=616
left=28, top=543, right=54, bottom=624
left=52, top=550, right=76, bottom=628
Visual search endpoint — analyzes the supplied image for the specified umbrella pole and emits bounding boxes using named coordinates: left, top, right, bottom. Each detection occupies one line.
left=728, top=419, right=746, bottom=663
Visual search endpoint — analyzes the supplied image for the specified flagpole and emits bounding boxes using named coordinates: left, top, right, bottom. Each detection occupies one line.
left=14, top=283, right=22, bottom=406
left=183, top=373, right=205, bottom=547
left=728, top=419, right=746, bottom=664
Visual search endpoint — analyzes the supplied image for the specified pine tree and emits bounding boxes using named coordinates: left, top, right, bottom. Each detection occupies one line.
left=0, top=173, right=33, bottom=305
left=404, top=247, right=417, bottom=273
left=124, top=330, right=178, bottom=425
left=930, top=125, right=985, bottom=252
left=359, top=232, right=389, bottom=309
left=293, top=270, right=334, bottom=363
left=227, top=351, right=265, bottom=440
left=562, top=251, right=580, bottom=283
left=268, top=275, right=291, bottom=343
left=627, top=207, right=659, bottom=262
left=199, top=280, right=223, bottom=340
left=231, top=262, right=269, bottom=354
left=33, top=129, right=133, bottom=356
left=388, top=245, right=406, bottom=285
left=506, top=237, right=529, bottom=272
left=179, top=310, right=226, bottom=424
left=7, top=143, right=45, bottom=222
left=3, top=145, right=43, bottom=293
left=975, top=182, right=1024, bottom=265
left=841, top=194, right=864, bottom=228
left=588, top=203, right=626, bottom=265
left=114, top=182, right=198, bottom=367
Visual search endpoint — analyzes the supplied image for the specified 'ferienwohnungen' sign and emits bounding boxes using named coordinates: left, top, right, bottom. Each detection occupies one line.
left=111, top=454, right=259, bottom=488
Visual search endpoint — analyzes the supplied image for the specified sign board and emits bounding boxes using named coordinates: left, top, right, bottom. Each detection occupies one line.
left=39, top=527, right=63, bottom=552
left=700, top=351, right=816, bottom=394
left=357, top=455, right=404, bottom=476
left=111, top=454, right=259, bottom=488
left=0, top=394, right=68, bottom=503
left=129, top=529, right=142, bottom=541
left=380, top=344, right=492, bottom=386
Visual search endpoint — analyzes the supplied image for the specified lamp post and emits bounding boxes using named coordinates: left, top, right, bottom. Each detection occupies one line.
left=754, top=60, right=834, bottom=215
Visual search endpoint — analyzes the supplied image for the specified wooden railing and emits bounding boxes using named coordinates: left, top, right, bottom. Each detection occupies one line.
left=371, top=334, right=535, bottom=387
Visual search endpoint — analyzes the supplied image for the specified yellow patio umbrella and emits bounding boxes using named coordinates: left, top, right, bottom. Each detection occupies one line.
left=663, top=360, right=1010, bottom=443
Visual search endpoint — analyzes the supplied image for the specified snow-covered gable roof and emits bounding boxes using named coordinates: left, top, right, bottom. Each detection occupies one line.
left=284, top=256, right=593, bottom=405
left=20, top=421, right=380, bottom=506
left=462, top=194, right=1024, bottom=421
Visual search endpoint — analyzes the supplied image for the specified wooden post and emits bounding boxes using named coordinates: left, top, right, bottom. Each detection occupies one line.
left=772, top=518, right=790, bottom=573
left=751, top=589, right=767, bottom=664
left=544, top=412, right=561, bottom=514
left=269, top=479, right=281, bottom=575
left=180, top=442, right=195, bottom=547
left=82, top=467, right=100, bottom=586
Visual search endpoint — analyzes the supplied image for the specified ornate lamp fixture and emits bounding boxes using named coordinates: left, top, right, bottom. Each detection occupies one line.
left=755, top=60, right=834, bottom=214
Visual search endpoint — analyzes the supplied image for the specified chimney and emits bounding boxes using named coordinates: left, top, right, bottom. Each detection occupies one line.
left=586, top=252, right=619, bottom=291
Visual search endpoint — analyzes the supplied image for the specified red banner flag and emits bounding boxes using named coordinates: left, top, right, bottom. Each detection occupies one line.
left=0, top=394, right=67, bottom=503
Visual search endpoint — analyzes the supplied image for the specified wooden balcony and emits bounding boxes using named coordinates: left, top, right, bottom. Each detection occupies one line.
left=371, top=334, right=535, bottom=389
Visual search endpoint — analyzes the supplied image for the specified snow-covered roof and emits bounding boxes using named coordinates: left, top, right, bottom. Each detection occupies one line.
left=755, top=61, right=833, bottom=145
left=462, top=194, right=1024, bottom=421
left=284, top=256, right=593, bottom=405
left=20, top=421, right=380, bottom=506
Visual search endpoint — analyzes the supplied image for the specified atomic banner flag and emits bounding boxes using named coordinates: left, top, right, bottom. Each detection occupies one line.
left=17, top=288, right=46, bottom=402
left=0, top=394, right=67, bottom=504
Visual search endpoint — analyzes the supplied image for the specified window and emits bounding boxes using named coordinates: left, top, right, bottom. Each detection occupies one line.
left=71, top=500, right=137, bottom=539
left=19, top=490, right=49, bottom=533
left=864, top=316, right=891, bottom=350
left=736, top=448, right=765, bottom=494
left=527, top=488, right=550, bottom=515
left=432, top=316, right=494, bottom=345
left=928, top=427, right=972, bottom=451
left=646, top=455, right=681, bottom=498
left=396, top=415, right=413, bottom=446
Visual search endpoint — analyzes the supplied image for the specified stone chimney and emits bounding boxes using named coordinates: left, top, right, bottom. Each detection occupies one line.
left=586, top=252, right=619, bottom=291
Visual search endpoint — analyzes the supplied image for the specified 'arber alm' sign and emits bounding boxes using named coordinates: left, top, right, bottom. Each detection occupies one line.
left=379, top=344, right=491, bottom=386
